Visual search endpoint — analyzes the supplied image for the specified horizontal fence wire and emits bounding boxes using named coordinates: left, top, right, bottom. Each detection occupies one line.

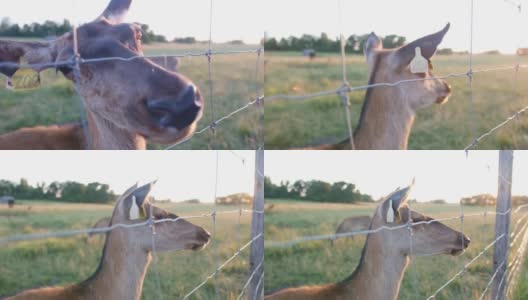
left=0, top=43, right=264, bottom=151
left=0, top=49, right=263, bottom=70
left=0, top=209, right=262, bottom=246
left=265, top=209, right=512, bottom=248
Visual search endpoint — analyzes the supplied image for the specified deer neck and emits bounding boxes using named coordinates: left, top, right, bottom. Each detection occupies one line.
left=353, top=67, right=415, bottom=150
left=339, top=234, right=409, bottom=300
left=86, top=110, right=146, bottom=150
left=79, top=230, right=151, bottom=300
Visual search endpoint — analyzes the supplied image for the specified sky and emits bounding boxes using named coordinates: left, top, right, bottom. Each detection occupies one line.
left=265, top=151, right=528, bottom=203
left=0, top=0, right=265, bottom=44
left=2, top=0, right=526, bottom=52
left=0, top=151, right=256, bottom=202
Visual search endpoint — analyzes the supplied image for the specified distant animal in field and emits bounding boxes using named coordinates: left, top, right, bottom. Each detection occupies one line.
left=265, top=184, right=470, bottom=300
left=330, top=216, right=371, bottom=245
left=308, top=24, right=452, bottom=150
left=84, top=216, right=111, bottom=243
left=5, top=181, right=210, bottom=300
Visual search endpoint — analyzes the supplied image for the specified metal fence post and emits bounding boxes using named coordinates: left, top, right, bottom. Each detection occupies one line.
left=248, top=150, right=264, bottom=300
left=492, top=150, right=513, bottom=300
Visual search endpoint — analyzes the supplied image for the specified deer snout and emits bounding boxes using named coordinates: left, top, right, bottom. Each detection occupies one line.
left=462, top=235, right=470, bottom=249
left=146, top=84, right=204, bottom=130
left=436, top=83, right=452, bottom=104
left=190, top=228, right=211, bottom=251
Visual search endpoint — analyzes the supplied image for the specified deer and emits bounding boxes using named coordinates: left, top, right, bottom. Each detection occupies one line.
left=0, top=0, right=204, bottom=150
left=310, top=23, right=452, bottom=150
left=330, top=216, right=371, bottom=245
left=265, top=184, right=470, bottom=300
left=4, top=182, right=211, bottom=300
left=85, top=216, right=112, bottom=243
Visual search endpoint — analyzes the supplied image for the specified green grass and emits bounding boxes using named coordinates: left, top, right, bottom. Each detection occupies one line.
left=265, top=52, right=528, bottom=149
left=0, top=42, right=263, bottom=150
left=264, top=199, right=527, bottom=299
left=0, top=201, right=255, bottom=299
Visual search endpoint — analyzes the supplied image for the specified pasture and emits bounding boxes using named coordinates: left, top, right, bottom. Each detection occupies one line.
left=0, top=42, right=263, bottom=150
left=264, top=52, right=528, bottom=149
left=0, top=200, right=255, bottom=299
left=264, top=199, right=527, bottom=299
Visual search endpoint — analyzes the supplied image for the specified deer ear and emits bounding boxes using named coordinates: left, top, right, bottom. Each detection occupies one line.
left=381, top=185, right=413, bottom=223
left=98, top=0, right=132, bottom=24
left=394, top=23, right=450, bottom=69
left=114, top=181, right=156, bottom=220
left=364, top=32, right=383, bottom=67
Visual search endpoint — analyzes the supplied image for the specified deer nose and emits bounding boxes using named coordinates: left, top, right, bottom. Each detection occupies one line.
left=462, top=235, right=470, bottom=248
left=445, top=83, right=452, bottom=95
left=146, top=85, right=204, bottom=130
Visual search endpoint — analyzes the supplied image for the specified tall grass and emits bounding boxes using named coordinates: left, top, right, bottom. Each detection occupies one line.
left=0, top=201, right=255, bottom=299
left=264, top=199, right=527, bottom=299
left=0, top=42, right=263, bottom=149
left=265, top=53, right=528, bottom=149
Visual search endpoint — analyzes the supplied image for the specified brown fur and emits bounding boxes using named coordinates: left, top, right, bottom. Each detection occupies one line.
left=265, top=185, right=470, bottom=300
left=0, top=124, right=85, bottom=150
left=307, top=24, right=452, bottom=150
left=0, top=0, right=204, bottom=150
left=5, top=182, right=210, bottom=300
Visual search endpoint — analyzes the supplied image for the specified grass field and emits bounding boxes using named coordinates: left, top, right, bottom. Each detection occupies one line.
left=0, top=200, right=256, bottom=299
left=0, top=42, right=263, bottom=150
left=264, top=199, right=528, bottom=299
left=265, top=52, right=528, bottom=149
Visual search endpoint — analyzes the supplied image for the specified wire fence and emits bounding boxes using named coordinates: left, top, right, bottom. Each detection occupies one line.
left=266, top=0, right=527, bottom=150
left=264, top=150, right=527, bottom=299
left=0, top=151, right=265, bottom=300
left=0, top=4, right=264, bottom=151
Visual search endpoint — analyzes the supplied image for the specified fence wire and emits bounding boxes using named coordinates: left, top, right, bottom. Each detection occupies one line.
left=265, top=0, right=528, bottom=150
left=1, top=151, right=264, bottom=300
left=0, top=32, right=264, bottom=151
left=265, top=152, right=528, bottom=299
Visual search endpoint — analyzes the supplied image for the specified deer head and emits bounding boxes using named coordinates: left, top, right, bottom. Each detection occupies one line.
left=370, top=185, right=470, bottom=257
left=109, top=182, right=211, bottom=252
left=364, top=23, right=452, bottom=111
left=0, top=0, right=204, bottom=148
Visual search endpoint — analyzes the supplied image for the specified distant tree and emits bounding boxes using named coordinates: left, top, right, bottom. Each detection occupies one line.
left=172, top=37, right=197, bottom=44
left=437, top=48, right=454, bottom=55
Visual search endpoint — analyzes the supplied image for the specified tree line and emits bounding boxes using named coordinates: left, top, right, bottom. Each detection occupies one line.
left=264, top=33, right=406, bottom=53
left=0, top=179, right=116, bottom=203
left=0, top=18, right=166, bottom=44
left=265, top=177, right=373, bottom=203
left=0, top=18, right=246, bottom=45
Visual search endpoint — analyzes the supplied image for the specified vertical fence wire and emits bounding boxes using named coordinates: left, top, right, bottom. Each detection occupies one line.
left=71, top=25, right=91, bottom=148
left=207, top=0, right=217, bottom=150
left=212, top=150, right=220, bottom=300
left=466, top=0, right=479, bottom=149
left=406, top=198, right=420, bottom=300
left=337, top=0, right=356, bottom=150
left=254, top=44, right=264, bottom=149
left=149, top=205, right=164, bottom=300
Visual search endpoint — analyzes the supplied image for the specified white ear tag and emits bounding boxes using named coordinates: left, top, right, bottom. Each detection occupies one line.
left=410, top=47, right=428, bottom=74
left=129, top=196, right=140, bottom=220
left=386, top=199, right=395, bottom=223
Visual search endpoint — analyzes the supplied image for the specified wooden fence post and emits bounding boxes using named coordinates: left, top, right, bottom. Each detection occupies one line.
left=248, top=150, right=264, bottom=300
left=492, top=150, right=513, bottom=300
